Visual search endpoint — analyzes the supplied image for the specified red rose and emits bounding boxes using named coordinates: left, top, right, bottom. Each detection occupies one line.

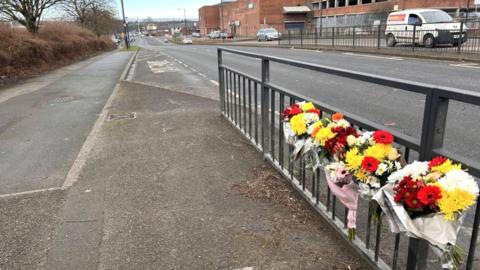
left=428, top=156, right=448, bottom=169
left=372, top=130, right=394, bottom=144
left=417, top=185, right=442, bottom=206
left=361, top=156, right=379, bottom=173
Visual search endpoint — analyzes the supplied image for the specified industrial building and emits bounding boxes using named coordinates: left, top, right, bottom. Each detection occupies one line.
left=199, top=0, right=477, bottom=37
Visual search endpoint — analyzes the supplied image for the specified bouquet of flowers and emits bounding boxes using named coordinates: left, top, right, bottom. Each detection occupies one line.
left=344, top=130, right=403, bottom=198
left=373, top=157, right=479, bottom=269
left=315, top=113, right=361, bottom=239
left=282, top=101, right=321, bottom=160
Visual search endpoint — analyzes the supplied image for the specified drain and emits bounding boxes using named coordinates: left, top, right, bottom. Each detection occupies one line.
left=107, top=112, right=136, bottom=121
left=51, top=96, right=75, bottom=104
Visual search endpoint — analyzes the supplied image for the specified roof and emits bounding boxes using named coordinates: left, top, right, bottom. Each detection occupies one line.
left=389, top=8, right=446, bottom=15
left=283, top=6, right=311, bottom=14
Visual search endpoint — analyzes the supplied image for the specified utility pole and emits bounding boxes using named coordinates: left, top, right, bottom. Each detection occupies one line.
left=137, top=16, right=140, bottom=34
left=221, top=0, right=224, bottom=42
left=120, top=0, right=129, bottom=49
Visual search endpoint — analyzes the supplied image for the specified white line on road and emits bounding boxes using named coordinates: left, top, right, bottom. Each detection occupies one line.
left=449, top=63, right=480, bottom=69
left=0, top=187, right=61, bottom=199
left=210, top=80, right=219, bottom=86
left=342, top=52, right=403, bottom=61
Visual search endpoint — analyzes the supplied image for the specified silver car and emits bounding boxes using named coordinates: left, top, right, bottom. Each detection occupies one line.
left=256, top=28, right=281, bottom=41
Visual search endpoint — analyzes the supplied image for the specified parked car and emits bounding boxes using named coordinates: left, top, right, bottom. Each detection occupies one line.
left=385, top=9, right=468, bottom=48
left=226, top=32, right=234, bottom=39
left=208, top=31, right=221, bottom=39
left=192, top=32, right=201, bottom=38
left=182, top=38, right=193, bottom=44
left=163, top=38, right=169, bottom=43
left=256, top=28, right=281, bottom=41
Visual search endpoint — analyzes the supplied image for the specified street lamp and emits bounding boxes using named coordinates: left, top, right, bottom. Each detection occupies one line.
left=120, top=0, right=129, bottom=49
left=178, top=8, right=187, bottom=36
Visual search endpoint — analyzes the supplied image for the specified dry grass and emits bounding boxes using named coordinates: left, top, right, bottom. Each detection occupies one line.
left=0, top=22, right=115, bottom=85
left=233, top=165, right=314, bottom=225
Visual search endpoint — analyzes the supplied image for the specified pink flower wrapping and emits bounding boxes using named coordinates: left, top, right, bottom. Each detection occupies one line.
left=325, top=172, right=359, bottom=229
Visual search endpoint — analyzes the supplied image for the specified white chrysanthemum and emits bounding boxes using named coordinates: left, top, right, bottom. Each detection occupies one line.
left=388, top=161, right=429, bottom=183
left=303, top=113, right=319, bottom=124
left=438, top=169, right=479, bottom=195
left=335, top=119, right=350, bottom=128
left=375, top=163, right=388, bottom=176
left=346, top=135, right=357, bottom=146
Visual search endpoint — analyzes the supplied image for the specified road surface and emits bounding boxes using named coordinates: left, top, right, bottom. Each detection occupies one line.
left=135, top=37, right=480, bottom=164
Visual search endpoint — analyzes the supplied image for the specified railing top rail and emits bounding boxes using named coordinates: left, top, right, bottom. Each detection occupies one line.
left=218, top=47, right=480, bottom=105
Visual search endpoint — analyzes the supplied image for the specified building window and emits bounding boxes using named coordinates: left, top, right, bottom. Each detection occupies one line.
left=328, top=0, right=335, bottom=8
left=376, top=0, right=388, bottom=2
left=348, top=0, right=358, bottom=5
left=321, top=1, right=327, bottom=9
left=312, top=2, right=320, bottom=10
left=337, top=0, right=346, bottom=7
left=362, top=0, right=372, bottom=3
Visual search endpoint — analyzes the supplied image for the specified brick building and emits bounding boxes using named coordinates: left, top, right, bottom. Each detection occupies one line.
left=199, top=0, right=477, bottom=36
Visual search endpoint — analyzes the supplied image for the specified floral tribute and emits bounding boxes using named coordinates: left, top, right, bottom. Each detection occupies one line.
left=374, top=157, right=479, bottom=269
left=282, top=102, right=321, bottom=160
left=344, top=130, right=403, bottom=198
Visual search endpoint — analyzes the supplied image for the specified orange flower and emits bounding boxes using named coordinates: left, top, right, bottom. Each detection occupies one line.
left=332, top=112, right=344, bottom=121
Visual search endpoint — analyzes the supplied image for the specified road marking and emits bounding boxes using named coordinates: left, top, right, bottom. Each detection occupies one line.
left=449, top=63, right=480, bottom=69
left=198, top=73, right=207, bottom=78
left=210, top=80, right=219, bottom=86
left=147, top=60, right=178, bottom=73
left=342, top=52, right=403, bottom=61
left=0, top=187, right=61, bottom=199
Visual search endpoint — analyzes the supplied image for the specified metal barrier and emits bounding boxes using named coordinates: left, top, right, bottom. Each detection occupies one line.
left=217, top=47, right=480, bottom=269
left=280, top=22, right=480, bottom=55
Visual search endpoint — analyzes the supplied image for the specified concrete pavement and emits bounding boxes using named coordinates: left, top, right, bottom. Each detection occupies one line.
left=0, top=51, right=134, bottom=195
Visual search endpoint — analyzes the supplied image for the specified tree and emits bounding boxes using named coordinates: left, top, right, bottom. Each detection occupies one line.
left=62, top=0, right=118, bottom=35
left=0, top=0, right=63, bottom=33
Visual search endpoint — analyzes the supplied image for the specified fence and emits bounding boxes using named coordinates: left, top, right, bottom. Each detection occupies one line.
left=217, top=47, right=480, bottom=269
left=279, top=22, right=480, bottom=55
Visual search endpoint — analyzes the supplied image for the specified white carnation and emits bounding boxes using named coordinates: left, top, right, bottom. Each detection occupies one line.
left=375, top=163, right=388, bottom=176
left=438, top=169, right=479, bottom=195
left=388, top=161, right=429, bottom=183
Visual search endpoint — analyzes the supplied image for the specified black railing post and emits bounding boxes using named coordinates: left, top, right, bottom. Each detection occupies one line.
left=217, top=48, right=225, bottom=113
left=332, top=27, right=335, bottom=47
left=288, top=29, right=291, bottom=46
left=261, top=58, right=270, bottom=158
left=300, top=28, right=304, bottom=47
left=353, top=27, right=356, bottom=48
left=377, top=25, right=381, bottom=49
left=412, top=25, right=417, bottom=52
left=458, top=22, right=464, bottom=54
left=406, top=90, right=449, bottom=270
left=315, top=28, right=318, bottom=47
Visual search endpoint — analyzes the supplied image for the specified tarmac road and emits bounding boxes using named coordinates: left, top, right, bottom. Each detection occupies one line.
left=136, top=36, right=480, bottom=164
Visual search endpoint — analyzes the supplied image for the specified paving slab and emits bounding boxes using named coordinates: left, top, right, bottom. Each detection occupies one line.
left=45, top=79, right=369, bottom=269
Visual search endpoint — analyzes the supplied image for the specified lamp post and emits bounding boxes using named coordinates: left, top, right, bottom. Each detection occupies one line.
left=120, top=0, right=129, bottom=49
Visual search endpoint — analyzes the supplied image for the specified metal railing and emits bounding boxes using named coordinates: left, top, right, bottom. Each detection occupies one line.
left=217, top=47, right=480, bottom=269
left=279, top=22, right=480, bottom=55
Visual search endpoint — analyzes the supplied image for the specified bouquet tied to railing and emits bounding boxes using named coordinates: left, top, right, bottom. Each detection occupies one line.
left=373, top=157, right=479, bottom=269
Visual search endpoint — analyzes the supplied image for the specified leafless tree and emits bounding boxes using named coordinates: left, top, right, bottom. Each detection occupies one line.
left=62, top=0, right=118, bottom=35
left=0, top=0, right=63, bottom=33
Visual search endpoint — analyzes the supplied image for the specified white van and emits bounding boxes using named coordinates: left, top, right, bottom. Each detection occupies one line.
left=385, top=9, right=468, bottom=48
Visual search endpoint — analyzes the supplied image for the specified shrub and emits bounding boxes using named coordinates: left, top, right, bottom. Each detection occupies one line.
left=0, top=22, right=115, bottom=82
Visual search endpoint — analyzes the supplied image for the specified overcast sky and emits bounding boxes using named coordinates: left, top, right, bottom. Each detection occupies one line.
left=115, top=0, right=220, bottom=20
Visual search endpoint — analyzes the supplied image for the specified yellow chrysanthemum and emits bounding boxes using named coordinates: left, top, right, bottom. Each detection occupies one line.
left=431, top=159, right=462, bottom=175
left=354, top=170, right=368, bottom=182
left=437, top=187, right=477, bottom=221
left=364, top=144, right=391, bottom=160
left=314, top=127, right=336, bottom=146
left=290, top=113, right=307, bottom=135
left=346, top=148, right=363, bottom=171
left=300, top=102, right=315, bottom=112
